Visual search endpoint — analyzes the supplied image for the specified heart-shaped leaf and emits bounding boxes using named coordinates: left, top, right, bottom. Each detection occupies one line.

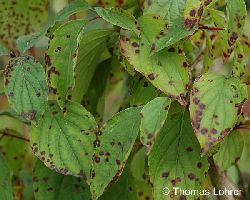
left=190, top=72, right=247, bottom=155
left=30, top=101, right=97, bottom=180
left=4, top=56, right=48, bottom=121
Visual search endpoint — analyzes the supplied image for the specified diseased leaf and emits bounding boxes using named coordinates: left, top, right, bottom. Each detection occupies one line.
left=143, top=0, right=198, bottom=52
left=190, top=72, right=247, bottom=155
left=4, top=56, right=48, bottom=121
left=0, top=0, right=49, bottom=49
left=71, top=29, right=114, bottom=102
left=202, top=30, right=214, bottom=73
left=95, top=7, right=139, bottom=35
left=148, top=106, right=208, bottom=200
left=140, top=97, right=171, bottom=150
left=183, top=0, right=201, bottom=30
left=120, top=30, right=190, bottom=105
left=30, top=101, right=97, bottom=180
left=90, top=107, right=142, bottom=199
left=33, top=160, right=91, bottom=200
left=226, top=0, right=246, bottom=33
left=214, top=131, right=244, bottom=170
left=45, top=20, right=86, bottom=106
left=0, top=155, right=13, bottom=200
left=232, top=41, right=246, bottom=77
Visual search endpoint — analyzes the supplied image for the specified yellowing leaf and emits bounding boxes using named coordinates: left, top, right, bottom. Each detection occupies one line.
left=190, top=72, right=247, bottom=155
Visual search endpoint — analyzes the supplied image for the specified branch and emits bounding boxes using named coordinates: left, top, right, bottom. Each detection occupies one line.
left=0, top=129, right=29, bottom=142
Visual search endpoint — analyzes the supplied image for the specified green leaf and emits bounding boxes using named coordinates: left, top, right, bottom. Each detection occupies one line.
left=129, top=76, right=160, bottom=107
left=56, top=0, right=89, bottom=21
left=148, top=107, right=208, bottom=200
left=0, top=44, right=9, bottom=56
left=0, top=130, right=28, bottom=174
left=33, top=160, right=91, bottom=200
left=140, top=97, right=171, bottom=150
left=71, top=29, right=114, bottom=102
left=30, top=101, right=97, bottom=180
left=189, top=72, right=247, bottom=155
left=202, top=30, right=214, bottom=73
left=99, top=166, right=137, bottom=200
left=0, top=155, right=13, bottom=200
left=214, top=131, right=244, bottom=170
left=0, top=0, right=49, bottom=49
left=226, top=0, right=246, bottom=33
left=90, top=107, right=142, bottom=199
left=17, top=32, right=45, bottom=55
left=143, top=0, right=197, bottom=52
left=120, top=30, right=190, bottom=105
left=94, top=7, right=139, bottom=35
left=46, top=20, right=86, bottom=106
left=4, top=56, right=48, bottom=121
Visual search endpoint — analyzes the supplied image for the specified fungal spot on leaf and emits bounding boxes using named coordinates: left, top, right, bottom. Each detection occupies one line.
left=161, top=171, right=169, bottom=178
left=186, top=147, right=193, bottom=152
left=188, top=173, right=195, bottom=180
left=148, top=73, right=155, bottom=80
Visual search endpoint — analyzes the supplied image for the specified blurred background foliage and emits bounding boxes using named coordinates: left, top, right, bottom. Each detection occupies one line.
left=0, top=0, right=250, bottom=199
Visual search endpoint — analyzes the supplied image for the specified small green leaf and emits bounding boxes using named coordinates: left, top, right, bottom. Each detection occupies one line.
left=46, top=20, right=86, bottom=106
left=90, top=107, right=142, bottom=199
left=148, top=107, right=208, bottom=200
left=30, top=101, right=97, bottom=180
left=56, top=0, right=89, bottom=21
left=202, top=30, right=214, bottom=73
left=17, top=32, right=45, bottom=55
left=140, top=97, right=171, bottom=150
left=214, top=131, right=244, bottom=170
left=0, top=155, right=13, bottom=200
left=4, top=56, right=48, bottom=121
left=33, top=160, right=91, bottom=200
left=94, top=7, right=139, bottom=35
left=71, top=29, right=114, bottom=102
left=120, top=30, right=190, bottom=105
left=190, top=72, right=247, bottom=155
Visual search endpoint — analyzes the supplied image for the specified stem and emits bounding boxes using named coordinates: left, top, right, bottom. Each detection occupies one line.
left=199, top=25, right=225, bottom=31
left=0, top=129, right=29, bottom=142
left=208, top=157, right=243, bottom=200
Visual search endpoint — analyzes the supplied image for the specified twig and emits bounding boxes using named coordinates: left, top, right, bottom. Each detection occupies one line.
left=199, top=25, right=225, bottom=31
left=0, top=129, right=29, bottom=142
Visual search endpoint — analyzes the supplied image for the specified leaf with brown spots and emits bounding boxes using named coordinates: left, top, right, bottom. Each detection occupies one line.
left=214, top=131, right=244, bottom=170
left=232, top=41, right=246, bottom=78
left=30, top=101, right=97, bottom=180
left=90, top=107, right=142, bottom=199
left=120, top=29, right=190, bottom=105
left=143, top=0, right=197, bottom=52
left=190, top=72, right=247, bottom=155
left=148, top=104, right=208, bottom=200
left=0, top=155, right=13, bottom=200
left=4, top=56, right=48, bottom=121
left=140, top=97, right=171, bottom=151
left=0, top=0, right=49, bottom=49
left=34, top=160, right=91, bottom=200
left=46, top=20, right=86, bottom=107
